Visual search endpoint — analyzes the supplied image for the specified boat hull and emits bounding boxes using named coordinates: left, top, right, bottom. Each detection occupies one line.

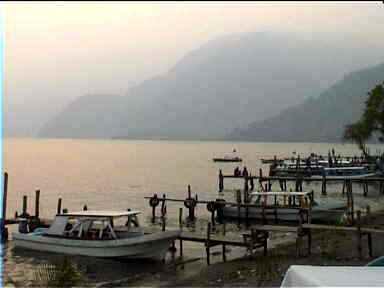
left=213, top=158, right=242, bottom=162
left=310, top=172, right=377, bottom=180
left=221, top=206, right=345, bottom=223
left=12, top=230, right=180, bottom=261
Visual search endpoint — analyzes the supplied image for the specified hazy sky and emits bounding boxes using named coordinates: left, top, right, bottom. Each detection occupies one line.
left=2, top=1, right=384, bottom=135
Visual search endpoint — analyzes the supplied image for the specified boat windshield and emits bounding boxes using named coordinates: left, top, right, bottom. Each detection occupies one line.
left=46, top=213, right=142, bottom=240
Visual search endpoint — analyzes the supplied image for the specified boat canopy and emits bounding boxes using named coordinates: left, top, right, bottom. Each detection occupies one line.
left=57, top=210, right=141, bottom=218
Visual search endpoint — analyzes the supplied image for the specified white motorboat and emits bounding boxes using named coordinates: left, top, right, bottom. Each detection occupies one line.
left=220, top=191, right=346, bottom=223
left=12, top=210, right=181, bottom=261
left=311, top=166, right=377, bottom=179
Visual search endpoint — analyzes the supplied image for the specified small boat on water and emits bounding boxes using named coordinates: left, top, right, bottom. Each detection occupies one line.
left=213, top=149, right=242, bottom=162
left=12, top=210, right=180, bottom=261
left=213, top=156, right=242, bottom=162
left=221, top=191, right=346, bottom=223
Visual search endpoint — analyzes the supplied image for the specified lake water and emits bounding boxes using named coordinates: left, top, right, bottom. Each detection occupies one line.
left=2, top=138, right=384, bottom=286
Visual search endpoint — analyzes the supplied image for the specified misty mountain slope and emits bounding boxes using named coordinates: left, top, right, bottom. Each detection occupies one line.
left=39, top=31, right=384, bottom=139
left=228, top=62, right=384, bottom=142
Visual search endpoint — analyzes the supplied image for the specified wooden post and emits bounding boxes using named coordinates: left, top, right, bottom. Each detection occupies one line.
left=2, top=172, right=8, bottom=221
left=321, top=175, right=327, bottom=196
left=263, top=231, right=268, bottom=256
left=244, top=176, right=249, bottom=193
left=236, top=190, right=241, bottom=227
left=243, top=188, right=248, bottom=204
left=342, top=179, right=346, bottom=195
left=179, top=207, right=183, bottom=228
left=363, top=181, right=368, bottom=197
left=188, top=185, right=191, bottom=199
left=206, top=223, right=211, bottom=265
left=35, top=190, right=40, bottom=218
left=366, top=205, right=371, bottom=225
left=57, top=198, right=62, bottom=215
left=211, top=209, right=216, bottom=230
left=1, top=172, right=9, bottom=242
left=151, top=193, right=159, bottom=223
left=161, top=194, right=166, bottom=217
left=245, top=203, right=249, bottom=228
left=236, top=189, right=242, bottom=204
left=22, top=195, right=28, bottom=217
left=222, top=244, right=226, bottom=262
left=180, top=239, right=183, bottom=258
left=250, top=175, right=254, bottom=191
left=357, top=210, right=362, bottom=259
left=368, top=233, right=373, bottom=257
left=350, top=182, right=355, bottom=224
left=296, top=211, right=303, bottom=257
left=262, top=205, right=267, bottom=225
left=274, top=206, right=278, bottom=224
left=222, top=222, right=226, bottom=235
left=219, top=170, right=224, bottom=192
left=162, top=215, right=166, bottom=231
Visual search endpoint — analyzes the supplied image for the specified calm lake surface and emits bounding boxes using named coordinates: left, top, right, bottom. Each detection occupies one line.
left=2, top=138, right=384, bottom=286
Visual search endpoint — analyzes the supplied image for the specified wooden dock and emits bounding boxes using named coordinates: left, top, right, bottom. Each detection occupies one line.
left=177, top=223, right=268, bottom=265
left=219, top=169, right=384, bottom=196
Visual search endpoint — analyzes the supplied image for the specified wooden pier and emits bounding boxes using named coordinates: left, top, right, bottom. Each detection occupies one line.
left=177, top=223, right=268, bottom=265
left=219, top=169, right=384, bottom=197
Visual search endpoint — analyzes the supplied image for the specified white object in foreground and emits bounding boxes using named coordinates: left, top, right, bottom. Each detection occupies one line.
left=281, top=265, right=384, bottom=287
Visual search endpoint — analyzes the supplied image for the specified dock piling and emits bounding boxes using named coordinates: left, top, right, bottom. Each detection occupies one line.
left=357, top=210, right=362, bottom=259
left=57, top=198, right=62, bottom=215
left=35, top=190, right=40, bottom=218
left=162, top=215, right=166, bottom=231
left=219, top=170, right=224, bottom=192
left=22, top=195, right=28, bottom=218
left=161, top=194, right=167, bottom=217
left=206, top=222, right=212, bottom=265
left=149, top=193, right=160, bottom=223
left=179, top=207, right=183, bottom=228
left=1, top=172, right=9, bottom=242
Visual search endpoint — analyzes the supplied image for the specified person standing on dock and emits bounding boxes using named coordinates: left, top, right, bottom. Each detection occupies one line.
left=234, top=166, right=240, bottom=177
left=242, top=166, right=249, bottom=177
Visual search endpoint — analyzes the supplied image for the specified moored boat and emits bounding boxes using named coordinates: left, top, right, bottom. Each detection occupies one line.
left=311, top=166, right=377, bottom=179
left=220, top=191, right=346, bottom=223
left=12, top=210, right=180, bottom=261
left=213, top=156, right=242, bottom=162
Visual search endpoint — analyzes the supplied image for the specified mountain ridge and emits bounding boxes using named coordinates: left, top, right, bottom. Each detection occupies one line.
left=39, top=30, right=384, bottom=140
left=228, top=62, right=384, bottom=142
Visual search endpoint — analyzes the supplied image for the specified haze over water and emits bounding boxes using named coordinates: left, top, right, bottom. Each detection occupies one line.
left=2, top=138, right=384, bottom=285
left=4, top=138, right=384, bottom=218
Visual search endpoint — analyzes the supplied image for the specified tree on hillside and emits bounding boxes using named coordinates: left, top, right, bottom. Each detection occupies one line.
left=344, top=82, right=384, bottom=156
